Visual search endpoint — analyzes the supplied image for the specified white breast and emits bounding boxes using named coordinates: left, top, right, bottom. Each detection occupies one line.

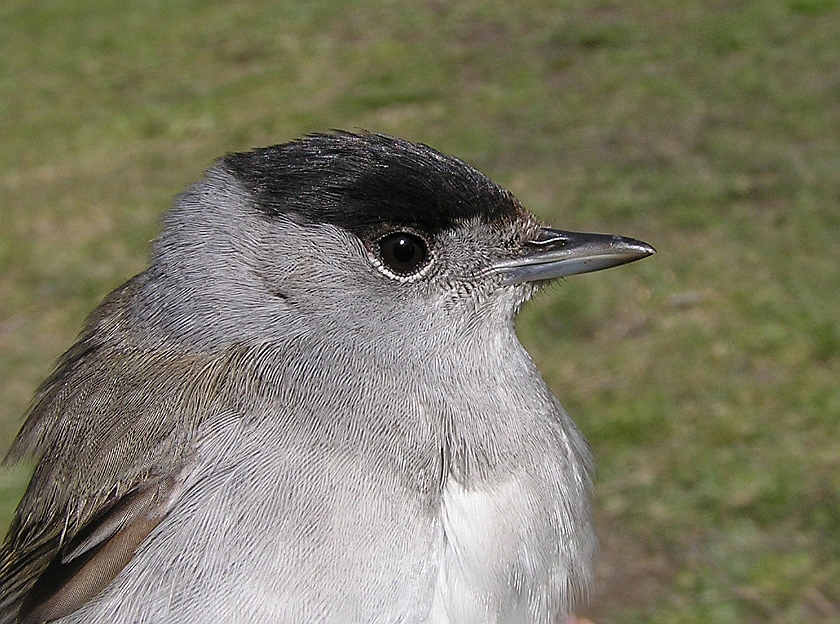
left=430, top=471, right=588, bottom=624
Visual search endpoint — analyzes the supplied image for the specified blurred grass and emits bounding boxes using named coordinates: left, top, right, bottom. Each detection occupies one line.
left=2, top=0, right=839, bottom=622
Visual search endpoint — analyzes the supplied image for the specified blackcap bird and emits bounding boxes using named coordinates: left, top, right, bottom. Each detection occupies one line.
left=0, top=132, right=654, bottom=623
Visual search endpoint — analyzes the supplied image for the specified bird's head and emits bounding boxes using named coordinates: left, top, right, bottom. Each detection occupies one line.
left=137, top=132, right=654, bottom=353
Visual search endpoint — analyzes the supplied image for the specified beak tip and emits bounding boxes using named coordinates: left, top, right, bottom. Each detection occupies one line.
left=639, top=242, right=657, bottom=256
left=614, top=235, right=655, bottom=259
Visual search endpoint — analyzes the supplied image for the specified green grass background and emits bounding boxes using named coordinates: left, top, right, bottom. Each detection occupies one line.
left=2, top=0, right=839, bottom=621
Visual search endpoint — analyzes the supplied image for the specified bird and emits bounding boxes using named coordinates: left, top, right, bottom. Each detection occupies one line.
left=0, top=131, right=654, bottom=624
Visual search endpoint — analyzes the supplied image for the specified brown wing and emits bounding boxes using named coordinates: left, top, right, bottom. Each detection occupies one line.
left=1, top=475, right=181, bottom=624
left=0, top=279, right=253, bottom=623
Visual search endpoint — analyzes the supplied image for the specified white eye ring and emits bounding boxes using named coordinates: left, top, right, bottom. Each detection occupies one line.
left=369, top=231, right=434, bottom=282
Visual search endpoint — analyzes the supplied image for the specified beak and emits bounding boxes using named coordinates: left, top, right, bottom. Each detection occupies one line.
left=494, top=228, right=656, bottom=285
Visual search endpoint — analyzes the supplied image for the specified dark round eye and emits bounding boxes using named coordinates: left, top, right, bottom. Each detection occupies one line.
left=376, top=232, right=430, bottom=277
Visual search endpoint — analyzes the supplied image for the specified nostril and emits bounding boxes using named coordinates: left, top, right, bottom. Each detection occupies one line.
left=529, top=228, right=569, bottom=247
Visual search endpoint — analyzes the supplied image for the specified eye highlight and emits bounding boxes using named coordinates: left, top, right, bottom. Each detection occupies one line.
left=374, top=231, right=431, bottom=280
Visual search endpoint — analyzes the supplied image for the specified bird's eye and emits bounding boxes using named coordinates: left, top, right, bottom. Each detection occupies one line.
left=375, top=232, right=430, bottom=279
